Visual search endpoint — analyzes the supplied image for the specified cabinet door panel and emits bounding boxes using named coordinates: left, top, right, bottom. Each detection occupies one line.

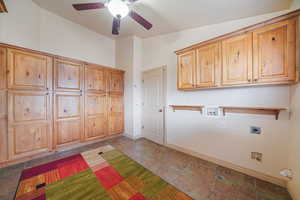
left=178, top=51, right=195, bottom=89
left=55, top=59, right=84, bottom=91
left=56, top=119, right=81, bottom=146
left=9, top=123, right=50, bottom=159
left=0, top=91, right=7, bottom=118
left=7, top=91, right=52, bottom=160
left=57, top=95, right=81, bottom=119
left=222, top=33, right=252, bottom=86
left=7, top=49, right=52, bottom=90
left=86, top=117, right=106, bottom=140
left=109, top=70, right=124, bottom=94
left=0, top=118, right=7, bottom=162
left=8, top=91, right=50, bottom=124
left=196, top=43, right=220, bottom=88
left=85, top=66, right=106, bottom=93
left=85, top=93, right=107, bottom=141
left=86, top=94, right=107, bottom=116
left=253, top=18, right=296, bottom=83
left=12, top=94, right=47, bottom=123
left=0, top=91, right=7, bottom=162
left=108, top=94, right=124, bottom=135
left=54, top=92, right=83, bottom=148
left=0, top=47, right=6, bottom=89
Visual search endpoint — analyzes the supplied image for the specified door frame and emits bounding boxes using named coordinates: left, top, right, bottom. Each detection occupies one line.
left=142, top=65, right=167, bottom=145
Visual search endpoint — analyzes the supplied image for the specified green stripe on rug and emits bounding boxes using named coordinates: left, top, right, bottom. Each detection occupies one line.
left=46, top=169, right=111, bottom=200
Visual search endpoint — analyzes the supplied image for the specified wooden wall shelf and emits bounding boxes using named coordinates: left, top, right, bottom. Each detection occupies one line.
left=220, top=106, right=287, bottom=120
left=170, top=105, right=204, bottom=112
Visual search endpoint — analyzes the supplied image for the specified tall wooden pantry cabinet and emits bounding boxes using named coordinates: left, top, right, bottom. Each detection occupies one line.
left=0, top=43, right=125, bottom=168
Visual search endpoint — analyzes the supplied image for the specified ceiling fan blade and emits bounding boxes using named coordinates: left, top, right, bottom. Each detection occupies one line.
left=129, top=11, right=152, bottom=30
left=112, top=17, right=121, bottom=35
left=0, top=0, right=8, bottom=13
left=72, top=2, right=105, bottom=11
left=128, top=0, right=139, bottom=3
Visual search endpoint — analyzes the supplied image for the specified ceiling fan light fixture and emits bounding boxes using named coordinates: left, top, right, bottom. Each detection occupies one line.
left=107, top=0, right=129, bottom=18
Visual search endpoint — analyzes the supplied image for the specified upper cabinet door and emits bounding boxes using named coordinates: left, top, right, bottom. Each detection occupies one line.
left=177, top=51, right=196, bottom=89
left=195, top=43, right=220, bottom=88
left=54, top=58, right=84, bottom=92
left=85, top=65, right=106, bottom=93
left=0, top=47, right=6, bottom=90
left=7, top=49, right=53, bottom=90
left=253, top=18, right=297, bottom=83
left=109, top=70, right=124, bottom=94
left=221, top=33, right=253, bottom=86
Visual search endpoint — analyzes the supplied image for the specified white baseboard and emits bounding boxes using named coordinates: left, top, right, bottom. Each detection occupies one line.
left=120, top=135, right=288, bottom=188
left=123, top=133, right=143, bottom=140
left=166, top=143, right=288, bottom=188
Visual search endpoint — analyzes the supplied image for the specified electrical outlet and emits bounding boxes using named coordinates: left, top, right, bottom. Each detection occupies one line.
left=250, top=126, right=261, bottom=134
left=205, top=107, right=220, bottom=117
left=251, top=152, right=263, bottom=162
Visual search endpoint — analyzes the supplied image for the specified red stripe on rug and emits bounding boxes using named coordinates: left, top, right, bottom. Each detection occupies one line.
left=20, top=154, right=88, bottom=180
left=95, top=166, right=124, bottom=189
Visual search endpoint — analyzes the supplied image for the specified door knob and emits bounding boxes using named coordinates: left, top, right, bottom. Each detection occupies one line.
left=158, top=109, right=163, bottom=112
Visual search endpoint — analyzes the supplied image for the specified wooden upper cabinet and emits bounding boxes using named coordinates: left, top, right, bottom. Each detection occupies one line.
left=54, top=92, right=84, bottom=148
left=108, top=94, right=124, bottom=135
left=7, top=49, right=53, bottom=90
left=85, top=65, right=106, bottom=93
left=54, top=58, right=84, bottom=92
left=195, top=43, right=220, bottom=88
left=85, top=93, right=107, bottom=141
left=108, top=70, right=124, bottom=94
left=176, top=15, right=298, bottom=90
left=253, top=18, right=297, bottom=83
left=0, top=47, right=6, bottom=90
left=221, top=33, right=253, bottom=86
left=178, top=51, right=195, bottom=89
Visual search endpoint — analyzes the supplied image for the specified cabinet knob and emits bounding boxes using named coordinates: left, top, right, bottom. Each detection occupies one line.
left=254, top=79, right=258, bottom=82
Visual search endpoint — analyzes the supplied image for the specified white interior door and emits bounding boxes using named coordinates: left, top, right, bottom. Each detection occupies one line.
left=142, top=67, right=165, bottom=145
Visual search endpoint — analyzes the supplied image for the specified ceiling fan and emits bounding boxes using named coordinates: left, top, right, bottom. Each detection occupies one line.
left=73, top=0, right=152, bottom=35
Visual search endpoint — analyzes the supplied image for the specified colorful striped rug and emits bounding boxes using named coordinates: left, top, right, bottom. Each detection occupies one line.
left=15, top=145, right=193, bottom=200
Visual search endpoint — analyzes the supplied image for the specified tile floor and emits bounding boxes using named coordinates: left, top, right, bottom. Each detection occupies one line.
left=0, top=136, right=292, bottom=200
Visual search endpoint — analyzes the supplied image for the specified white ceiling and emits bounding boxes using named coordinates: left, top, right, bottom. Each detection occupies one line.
left=32, top=0, right=292, bottom=39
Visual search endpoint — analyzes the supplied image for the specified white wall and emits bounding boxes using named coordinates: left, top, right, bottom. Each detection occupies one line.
left=287, top=2, right=300, bottom=197
left=0, top=0, right=115, bottom=67
left=132, top=37, right=143, bottom=137
left=140, top=10, right=295, bottom=181
left=115, top=36, right=143, bottom=139
left=288, top=84, right=300, bottom=200
left=116, top=37, right=134, bottom=138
